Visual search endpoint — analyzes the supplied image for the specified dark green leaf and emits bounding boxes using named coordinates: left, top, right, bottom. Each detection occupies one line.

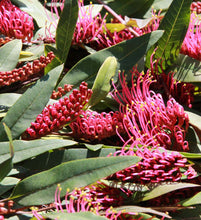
left=88, top=56, right=117, bottom=107
left=57, top=30, right=163, bottom=90
left=172, top=54, right=201, bottom=87
left=0, top=64, right=64, bottom=141
left=84, top=144, right=103, bottom=151
left=0, top=39, right=22, bottom=72
left=10, top=156, right=141, bottom=205
left=0, top=157, right=12, bottom=182
left=145, top=0, right=191, bottom=71
left=0, top=139, right=77, bottom=164
left=43, top=211, right=108, bottom=220
left=56, top=0, right=78, bottom=63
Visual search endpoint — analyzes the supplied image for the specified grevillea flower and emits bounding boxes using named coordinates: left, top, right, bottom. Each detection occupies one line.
left=112, top=69, right=189, bottom=152
left=180, top=12, right=201, bottom=60
left=32, top=184, right=140, bottom=220
left=22, top=82, right=92, bottom=139
left=108, top=146, right=196, bottom=184
left=0, top=0, right=34, bottom=41
left=69, top=109, right=125, bottom=142
left=0, top=52, right=55, bottom=87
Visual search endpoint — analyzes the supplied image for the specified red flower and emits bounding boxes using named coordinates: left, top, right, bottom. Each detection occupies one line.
left=23, top=82, right=92, bottom=139
left=0, top=0, right=34, bottom=41
left=69, top=110, right=125, bottom=141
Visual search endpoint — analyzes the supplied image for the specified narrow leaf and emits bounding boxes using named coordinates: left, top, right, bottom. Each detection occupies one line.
left=145, top=0, right=191, bottom=71
left=43, top=211, right=108, bottom=220
left=115, top=206, right=171, bottom=219
left=139, top=183, right=199, bottom=202
left=57, top=31, right=163, bottom=90
left=56, top=0, right=78, bottom=63
left=0, top=139, right=76, bottom=164
left=0, top=64, right=64, bottom=141
left=0, top=177, right=19, bottom=196
left=180, top=191, right=201, bottom=206
left=0, top=39, right=22, bottom=72
left=88, top=56, right=117, bottom=107
left=10, top=156, right=141, bottom=205
left=3, top=123, right=14, bottom=157
left=0, top=157, right=12, bottom=182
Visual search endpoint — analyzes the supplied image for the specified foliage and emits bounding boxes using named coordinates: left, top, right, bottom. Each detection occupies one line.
left=0, top=0, right=201, bottom=219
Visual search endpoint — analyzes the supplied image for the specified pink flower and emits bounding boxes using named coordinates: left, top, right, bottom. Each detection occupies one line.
left=69, top=110, right=125, bottom=142
left=22, top=82, right=92, bottom=139
left=180, top=12, right=201, bottom=60
left=111, top=69, right=189, bottom=152
left=0, top=0, right=34, bottom=41
left=109, top=146, right=196, bottom=184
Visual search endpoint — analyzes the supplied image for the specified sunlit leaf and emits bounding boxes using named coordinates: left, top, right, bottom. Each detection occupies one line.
left=88, top=56, right=117, bottom=107
left=0, top=39, right=22, bottom=72
left=10, top=156, right=141, bottom=205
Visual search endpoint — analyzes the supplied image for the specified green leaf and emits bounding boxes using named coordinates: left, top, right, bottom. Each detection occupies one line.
left=43, top=211, right=108, bottom=220
left=103, top=0, right=154, bottom=19
left=56, top=0, right=78, bottom=63
left=88, top=56, right=117, bottom=107
left=115, top=206, right=171, bottom=219
left=0, top=157, right=12, bottom=183
left=0, top=64, right=64, bottom=141
left=44, top=45, right=62, bottom=74
left=84, top=144, right=103, bottom=151
left=10, top=156, right=141, bottom=205
left=0, top=93, right=21, bottom=108
left=172, top=54, right=201, bottom=87
left=145, top=0, right=191, bottom=71
left=180, top=191, right=201, bottom=206
left=57, top=30, right=163, bottom=90
left=0, top=39, right=22, bottom=72
left=3, top=123, right=14, bottom=157
left=139, top=182, right=199, bottom=202
left=0, top=177, right=19, bottom=196
left=0, top=139, right=76, bottom=164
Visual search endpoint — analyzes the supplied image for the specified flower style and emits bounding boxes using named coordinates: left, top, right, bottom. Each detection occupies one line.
left=32, top=183, right=139, bottom=220
left=0, top=52, right=55, bottom=87
left=0, top=0, right=34, bottom=41
left=23, top=82, right=92, bottom=139
left=180, top=11, right=201, bottom=60
left=111, top=69, right=189, bottom=152
left=69, top=110, right=125, bottom=142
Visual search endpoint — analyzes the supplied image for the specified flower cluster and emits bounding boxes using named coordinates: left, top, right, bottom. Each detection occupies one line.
left=109, top=147, right=196, bottom=184
left=23, top=82, right=92, bottom=139
left=69, top=110, right=125, bottom=142
left=180, top=12, right=201, bottom=60
left=0, top=52, right=55, bottom=87
left=33, top=183, right=141, bottom=220
left=0, top=0, right=34, bottom=41
left=112, top=70, right=189, bottom=152
left=51, top=84, right=73, bottom=99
